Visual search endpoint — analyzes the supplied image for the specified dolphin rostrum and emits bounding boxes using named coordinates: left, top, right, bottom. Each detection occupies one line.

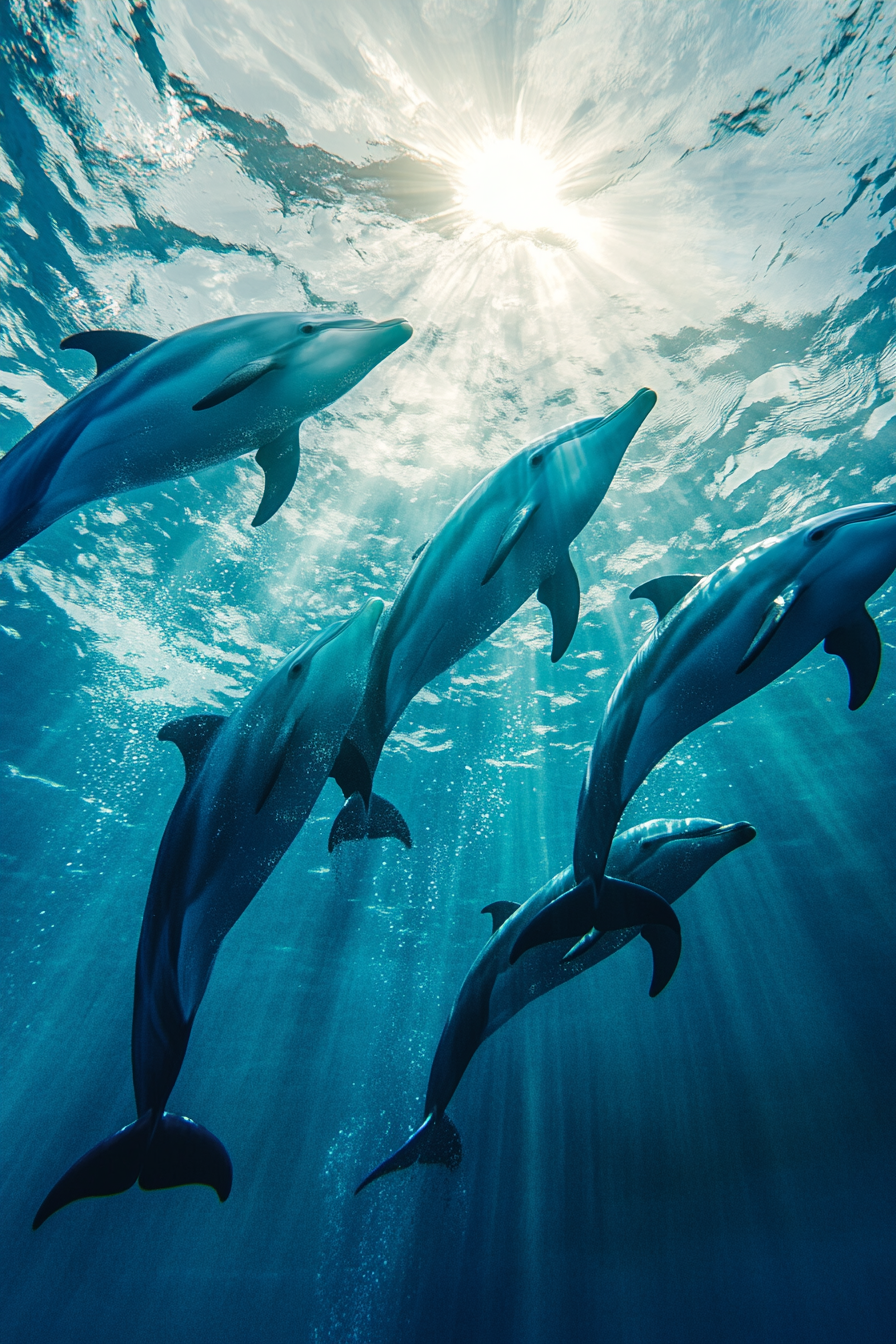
left=328, top=388, right=658, bottom=850
left=511, top=501, right=896, bottom=970
left=33, top=597, right=384, bottom=1228
left=355, top=816, right=756, bottom=1190
left=0, top=311, right=412, bottom=558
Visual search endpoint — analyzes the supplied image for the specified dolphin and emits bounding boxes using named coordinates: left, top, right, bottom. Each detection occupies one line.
left=0, top=311, right=412, bottom=558
left=33, top=597, right=384, bottom=1229
left=328, top=388, right=658, bottom=850
left=355, top=815, right=756, bottom=1191
left=511, top=500, right=896, bottom=970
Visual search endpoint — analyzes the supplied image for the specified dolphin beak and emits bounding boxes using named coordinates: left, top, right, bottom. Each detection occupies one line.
left=354, top=596, right=385, bottom=634
left=574, top=387, right=656, bottom=454
left=711, top=821, right=757, bottom=850
left=659, top=820, right=757, bottom=848
left=612, top=386, right=657, bottom=433
left=377, top=318, right=413, bottom=351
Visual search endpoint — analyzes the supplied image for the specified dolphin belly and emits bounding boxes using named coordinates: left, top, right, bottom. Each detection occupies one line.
left=44, top=390, right=275, bottom=510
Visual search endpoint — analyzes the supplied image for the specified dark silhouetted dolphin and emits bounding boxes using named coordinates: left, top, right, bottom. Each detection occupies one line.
left=33, top=597, right=384, bottom=1228
left=328, top=388, right=658, bottom=850
left=356, top=816, right=755, bottom=1190
left=511, top=501, right=896, bottom=971
left=0, top=312, right=412, bottom=557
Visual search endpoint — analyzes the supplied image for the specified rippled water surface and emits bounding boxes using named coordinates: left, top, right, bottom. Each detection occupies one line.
left=1, top=2, right=894, bottom=1341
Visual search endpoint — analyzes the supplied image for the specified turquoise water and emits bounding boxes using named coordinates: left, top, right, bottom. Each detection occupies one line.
left=1, top=2, right=894, bottom=1341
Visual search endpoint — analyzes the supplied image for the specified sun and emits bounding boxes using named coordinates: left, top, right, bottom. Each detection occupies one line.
left=456, top=137, right=569, bottom=237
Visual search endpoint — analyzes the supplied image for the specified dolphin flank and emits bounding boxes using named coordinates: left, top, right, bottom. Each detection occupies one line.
left=0, top=311, right=412, bottom=558
left=355, top=816, right=756, bottom=1191
left=33, top=598, right=384, bottom=1228
left=328, top=388, right=658, bottom=851
left=511, top=501, right=896, bottom=968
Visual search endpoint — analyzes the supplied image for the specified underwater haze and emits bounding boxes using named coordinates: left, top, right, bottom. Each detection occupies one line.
left=1, top=0, right=894, bottom=1341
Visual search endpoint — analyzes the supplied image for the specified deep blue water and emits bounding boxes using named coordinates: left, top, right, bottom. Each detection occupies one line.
left=1, top=2, right=894, bottom=1341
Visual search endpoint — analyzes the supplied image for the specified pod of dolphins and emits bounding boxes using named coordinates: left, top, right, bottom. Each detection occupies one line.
left=3, top=309, right=893, bottom=1227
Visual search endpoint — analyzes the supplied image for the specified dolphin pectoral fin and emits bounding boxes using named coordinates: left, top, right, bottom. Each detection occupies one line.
left=410, top=537, right=430, bottom=562
left=158, top=714, right=226, bottom=784
left=508, top=877, right=597, bottom=964
left=367, top=793, right=412, bottom=848
left=328, top=792, right=369, bottom=851
left=192, top=356, right=283, bottom=411
left=252, top=425, right=302, bottom=527
left=561, top=929, right=605, bottom=961
left=482, top=901, right=521, bottom=935
left=255, top=719, right=302, bottom=815
left=418, top=1114, right=462, bottom=1169
left=137, top=1114, right=232, bottom=1201
left=60, top=329, right=156, bottom=377
left=33, top=1111, right=154, bottom=1229
left=355, top=1113, right=462, bottom=1194
left=640, top=923, right=682, bottom=997
left=737, top=582, right=802, bottom=673
left=482, top=499, right=541, bottom=584
left=537, top=551, right=580, bottom=661
left=630, top=574, right=703, bottom=621
left=824, top=605, right=882, bottom=709
left=593, top=876, right=680, bottom=937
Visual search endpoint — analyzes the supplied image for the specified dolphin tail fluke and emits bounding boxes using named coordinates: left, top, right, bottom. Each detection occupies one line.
left=137, top=1114, right=233, bottom=1199
left=562, top=880, right=682, bottom=994
left=329, top=791, right=369, bottom=850
left=510, top=875, right=682, bottom=992
left=508, top=877, right=597, bottom=964
left=33, top=1112, right=232, bottom=1229
left=355, top=1113, right=462, bottom=1194
left=33, top=1112, right=154, bottom=1229
left=367, top=793, right=412, bottom=848
left=329, top=791, right=412, bottom=851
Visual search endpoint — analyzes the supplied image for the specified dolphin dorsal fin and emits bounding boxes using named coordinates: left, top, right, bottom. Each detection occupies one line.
left=482, top=498, right=541, bottom=585
left=824, top=605, right=882, bottom=710
left=193, top=356, right=283, bottom=411
left=158, top=714, right=226, bottom=783
left=252, top=424, right=301, bottom=527
left=537, top=551, right=580, bottom=662
left=60, top=329, right=156, bottom=377
left=481, top=901, right=521, bottom=935
left=630, top=574, right=703, bottom=621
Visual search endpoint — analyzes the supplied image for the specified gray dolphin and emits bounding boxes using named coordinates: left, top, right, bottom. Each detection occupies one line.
left=0, top=311, right=412, bottom=558
left=511, top=500, right=896, bottom=972
left=33, top=597, right=384, bottom=1228
left=328, top=388, right=658, bottom=850
left=356, top=816, right=756, bottom=1190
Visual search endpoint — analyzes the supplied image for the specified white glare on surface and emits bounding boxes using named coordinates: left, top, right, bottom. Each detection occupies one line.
left=457, top=138, right=567, bottom=236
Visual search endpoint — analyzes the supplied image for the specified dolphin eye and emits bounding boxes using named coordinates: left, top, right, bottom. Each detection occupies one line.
left=288, top=661, right=303, bottom=680
left=301, top=324, right=315, bottom=335
left=807, top=526, right=828, bottom=543
left=530, top=452, right=544, bottom=468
